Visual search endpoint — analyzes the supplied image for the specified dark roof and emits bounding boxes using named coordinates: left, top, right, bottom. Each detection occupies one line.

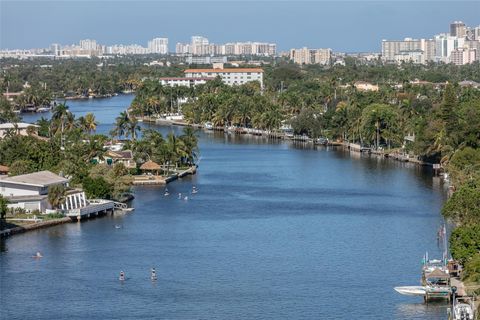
left=106, top=150, right=133, bottom=159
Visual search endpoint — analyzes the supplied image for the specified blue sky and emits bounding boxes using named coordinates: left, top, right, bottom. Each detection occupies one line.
left=1, top=1, right=479, bottom=52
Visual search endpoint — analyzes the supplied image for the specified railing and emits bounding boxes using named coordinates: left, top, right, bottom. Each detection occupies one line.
left=114, top=202, right=127, bottom=210
left=65, top=199, right=114, bottom=217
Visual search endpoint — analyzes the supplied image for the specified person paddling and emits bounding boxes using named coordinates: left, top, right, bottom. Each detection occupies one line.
left=151, top=268, right=157, bottom=281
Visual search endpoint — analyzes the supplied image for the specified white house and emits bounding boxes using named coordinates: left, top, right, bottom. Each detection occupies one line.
left=0, top=122, right=39, bottom=139
left=0, top=170, right=91, bottom=214
left=354, top=81, right=379, bottom=92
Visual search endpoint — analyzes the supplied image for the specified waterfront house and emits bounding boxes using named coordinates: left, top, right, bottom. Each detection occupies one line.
left=0, top=170, right=112, bottom=216
left=0, top=122, right=39, bottom=139
left=0, top=171, right=69, bottom=212
left=96, top=150, right=135, bottom=168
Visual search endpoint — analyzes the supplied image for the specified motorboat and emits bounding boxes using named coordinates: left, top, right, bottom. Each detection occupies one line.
left=394, top=285, right=451, bottom=297
left=204, top=122, right=213, bottom=130
left=448, top=291, right=475, bottom=320
left=394, top=286, right=426, bottom=296
left=36, top=107, right=51, bottom=113
left=451, top=301, right=474, bottom=320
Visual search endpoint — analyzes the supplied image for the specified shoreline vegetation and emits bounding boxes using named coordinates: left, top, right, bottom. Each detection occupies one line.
left=1, top=57, right=479, bottom=291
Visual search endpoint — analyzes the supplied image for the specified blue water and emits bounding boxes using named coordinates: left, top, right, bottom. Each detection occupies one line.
left=1, top=95, right=449, bottom=319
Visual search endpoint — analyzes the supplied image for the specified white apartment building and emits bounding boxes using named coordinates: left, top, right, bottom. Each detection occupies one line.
left=184, top=68, right=264, bottom=87
left=80, top=39, right=97, bottom=51
left=290, top=47, right=332, bottom=65
left=191, top=36, right=210, bottom=55
left=434, top=33, right=464, bottom=63
left=148, top=38, right=169, bottom=54
left=159, top=77, right=213, bottom=87
left=176, top=43, right=191, bottom=55
left=450, top=48, right=477, bottom=65
left=175, top=37, right=276, bottom=57
left=186, top=56, right=228, bottom=64
left=394, top=50, right=425, bottom=64
left=381, top=38, right=435, bottom=63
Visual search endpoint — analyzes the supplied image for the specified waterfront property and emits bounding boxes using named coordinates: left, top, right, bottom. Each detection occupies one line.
left=0, top=170, right=114, bottom=218
left=0, top=122, right=39, bottom=139
left=184, top=67, right=264, bottom=87
left=96, top=150, right=136, bottom=168
left=0, top=170, right=69, bottom=212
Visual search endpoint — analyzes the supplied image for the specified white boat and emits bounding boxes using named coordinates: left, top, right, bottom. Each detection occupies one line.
left=452, top=303, right=474, bottom=320
left=394, top=285, right=451, bottom=297
left=204, top=122, right=213, bottom=130
left=394, top=286, right=426, bottom=296
left=449, top=296, right=475, bottom=320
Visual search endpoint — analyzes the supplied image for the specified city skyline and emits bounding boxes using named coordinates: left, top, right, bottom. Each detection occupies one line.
left=1, top=1, right=479, bottom=52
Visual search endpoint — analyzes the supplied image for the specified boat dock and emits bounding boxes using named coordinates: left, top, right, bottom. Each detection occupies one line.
left=132, top=166, right=197, bottom=186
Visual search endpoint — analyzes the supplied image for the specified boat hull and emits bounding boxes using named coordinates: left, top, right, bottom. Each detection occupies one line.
left=394, top=286, right=426, bottom=296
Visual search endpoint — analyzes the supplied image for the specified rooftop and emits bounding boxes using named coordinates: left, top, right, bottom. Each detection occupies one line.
left=0, top=122, right=39, bottom=130
left=0, top=170, right=69, bottom=187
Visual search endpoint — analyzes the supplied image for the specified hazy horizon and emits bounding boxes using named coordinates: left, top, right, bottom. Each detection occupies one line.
left=1, top=0, right=479, bottom=52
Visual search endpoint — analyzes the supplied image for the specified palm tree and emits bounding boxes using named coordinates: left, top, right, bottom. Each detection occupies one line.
left=48, top=184, right=67, bottom=210
left=0, top=194, right=9, bottom=222
left=180, top=127, right=199, bottom=165
left=51, top=102, right=70, bottom=135
left=112, top=111, right=129, bottom=138
left=84, top=113, right=98, bottom=134
left=126, top=117, right=140, bottom=141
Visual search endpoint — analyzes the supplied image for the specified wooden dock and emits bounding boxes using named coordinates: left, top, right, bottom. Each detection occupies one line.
left=65, top=199, right=115, bottom=221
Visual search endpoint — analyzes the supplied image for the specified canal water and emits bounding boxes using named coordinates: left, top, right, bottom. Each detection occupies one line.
left=1, top=95, right=449, bottom=319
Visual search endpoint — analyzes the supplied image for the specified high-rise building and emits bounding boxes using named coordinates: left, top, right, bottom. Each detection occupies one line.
left=450, top=48, right=476, bottom=65
left=473, top=26, right=480, bottom=41
left=450, top=21, right=466, bottom=38
left=147, top=38, right=168, bottom=54
left=191, top=36, right=210, bottom=55
left=290, top=48, right=331, bottom=65
left=50, top=43, right=61, bottom=56
left=434, top=33, right=464, bottom=63
left=381, top=38, right=426, bottom=61
left=80, top=39, right=97, bottom=51
left=175, top=43, right=191, bottom=55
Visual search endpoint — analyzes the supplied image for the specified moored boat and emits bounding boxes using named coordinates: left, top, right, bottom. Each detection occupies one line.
left=394, top=286, right=426, bottom=296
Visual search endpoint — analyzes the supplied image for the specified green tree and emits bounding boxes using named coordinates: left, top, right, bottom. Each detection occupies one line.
left=9, top=159, right=35, bottom=176
left=0, top=195, right=9, bottom=222
left=82, top=176, right=113, bottom=199
left=47, top=184, right=67, bottom=210
left=442, top=180, right=480, bottom=225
